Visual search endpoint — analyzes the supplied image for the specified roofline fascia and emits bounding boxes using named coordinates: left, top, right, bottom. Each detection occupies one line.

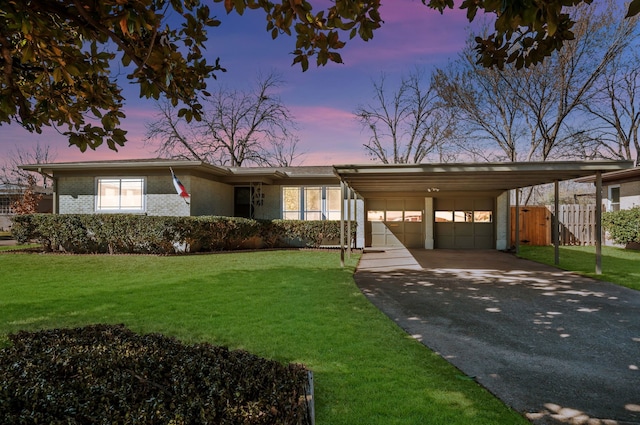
left=19, top=160, right=233, bottom=177
left=333, top=160, right=635, bottom=175
left=574, top=166, right=640, bottom=183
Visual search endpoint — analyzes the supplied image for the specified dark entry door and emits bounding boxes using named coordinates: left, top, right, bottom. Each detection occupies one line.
left=234, top=187, right=253, bottom=218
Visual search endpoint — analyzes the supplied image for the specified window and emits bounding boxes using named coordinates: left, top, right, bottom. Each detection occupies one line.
left=386, top=210, right=403, bottom=221
left=282, top=186, right=342, bottom=220
left=404, top=211, right=423, bottom=222
left=454, top=211, right=473, bottom=222
left=435, top=211, right=453, bottom=222
left=96, top=178, right=144, bottom=212
left=0, top=197, right=13, bottom=214
left=367, top=210, right=384, bottom=222
left=609, top=186, right=620, bottom=212
left=474, top=211, right=493, bottom=223
left=283, top=187, right=301, bottom=219
left=436, top=210, right=492, bottom=223
left=325, top=187, right=342, bottom=220
left=366, top=210, right=423, bottom=222
left=304, top=187, right=322, bottom=220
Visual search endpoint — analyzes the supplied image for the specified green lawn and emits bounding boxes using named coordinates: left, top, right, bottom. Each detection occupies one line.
left=518, top=245, right=640, bottom=291
left=0, top=243, right=39, bottom=252
left=0, top=250, right=527, bottom=425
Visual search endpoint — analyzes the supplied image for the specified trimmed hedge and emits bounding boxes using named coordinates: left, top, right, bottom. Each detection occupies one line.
left=602, top=207, right=640, bottom=246
left=11, top=214, right=356, bottom=254
left=0, top=324, right=312, bottom=424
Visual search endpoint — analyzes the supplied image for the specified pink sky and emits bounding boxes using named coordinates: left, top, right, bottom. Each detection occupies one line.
left=0, top=1, right=473, bottom=166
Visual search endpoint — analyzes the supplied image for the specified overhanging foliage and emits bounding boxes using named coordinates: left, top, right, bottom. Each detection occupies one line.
left=3, top=0, right=639, bottom=152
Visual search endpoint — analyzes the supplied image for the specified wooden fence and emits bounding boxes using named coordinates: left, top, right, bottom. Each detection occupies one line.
left=511, top=204, right=598, bottom=246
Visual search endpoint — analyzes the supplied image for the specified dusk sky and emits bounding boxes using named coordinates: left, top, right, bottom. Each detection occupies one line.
left=1, top=1, right=475, bottom=166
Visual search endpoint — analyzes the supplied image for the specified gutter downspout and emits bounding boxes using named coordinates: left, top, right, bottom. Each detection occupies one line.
left=340, top=181, right=345, bottom=268
left=554, top=180, right=559, bottom=265
left=515, top=188, right=520, bottom=255
left=595, top=171, right=602, bottom=275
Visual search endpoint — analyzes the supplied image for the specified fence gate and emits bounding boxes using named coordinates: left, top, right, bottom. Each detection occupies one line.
left=510, top=205, right=597, bottom=246
left=511, top=206, right=551, bottom=246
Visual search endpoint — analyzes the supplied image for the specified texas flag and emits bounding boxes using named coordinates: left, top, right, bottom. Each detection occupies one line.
left=170, top=168, right=190, bottom=202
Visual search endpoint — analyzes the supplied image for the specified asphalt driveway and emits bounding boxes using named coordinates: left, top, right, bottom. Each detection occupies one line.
left=354, top=248, right=640, bottom=425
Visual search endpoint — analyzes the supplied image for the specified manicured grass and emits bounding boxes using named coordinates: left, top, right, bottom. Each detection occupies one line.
left=0, top=243, right=39, bottom=251
left=518, top=245, right=640, bottom=291
left=0, top=250, right=527, bottom=424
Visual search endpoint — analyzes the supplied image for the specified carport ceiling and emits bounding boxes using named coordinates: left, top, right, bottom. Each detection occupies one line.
left=333, top=161, right=634, bottom=195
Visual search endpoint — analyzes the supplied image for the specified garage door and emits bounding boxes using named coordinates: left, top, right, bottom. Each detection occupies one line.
left=367, top=199, right=424, bottom=248
left=434, top=198, right=494, bottom=249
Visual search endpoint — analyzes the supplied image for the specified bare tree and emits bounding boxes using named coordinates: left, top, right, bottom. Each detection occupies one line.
left=434, top=42, right=530, bottom=162
left=584, top=51, right=640, bottom=166
left=508, top=1, right=638, bottom=161
left=1, top=142, right=56, bottom=187
left=436, top=2, right=638, bottom=164
left=146, top=72, right=301, bottom=167
left=269, top=135, right=304, bottom=167
left=355, top=69, right=453, bottom=164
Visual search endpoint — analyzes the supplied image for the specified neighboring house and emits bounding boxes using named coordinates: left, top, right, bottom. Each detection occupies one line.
left=0, top=182, right=53, bottom=231
left=576, top=167, right=640, bottom=247
left=576, top=167, right=640, bottom=212
left=21, top=159, right=633, bottom=250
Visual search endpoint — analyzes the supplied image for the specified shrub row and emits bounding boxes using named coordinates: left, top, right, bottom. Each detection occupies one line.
left=0, top=324, right=312, bottom=425
left=602, top=206, right=640, bottom=245
left=11, top=214, right=356, bottom=254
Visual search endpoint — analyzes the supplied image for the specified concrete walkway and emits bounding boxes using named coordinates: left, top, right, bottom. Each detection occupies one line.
left=0, top=238, right=17, bottom=246
left=354, top=246, right=640, bottom=425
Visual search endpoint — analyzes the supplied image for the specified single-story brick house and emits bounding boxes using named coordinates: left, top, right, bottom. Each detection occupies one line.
left=21, top=159, right=633, bottom=250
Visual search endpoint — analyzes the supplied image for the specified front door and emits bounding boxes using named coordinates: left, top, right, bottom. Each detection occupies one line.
left=234, top=187, right=253, bottom=218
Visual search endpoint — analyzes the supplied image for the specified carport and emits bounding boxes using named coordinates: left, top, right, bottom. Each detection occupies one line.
left=334, top=160, right=634, bottom=274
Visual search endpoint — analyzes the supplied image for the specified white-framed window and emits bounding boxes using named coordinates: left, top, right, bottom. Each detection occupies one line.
left=368, top=210, right=424, bottom=222
left=608, top=186, right=620, bottom=212
left=282, top=186, right=341, bottom=220
left=96, top=177, right=145, bottom=212
left=0, top=197, right=13, bottom=214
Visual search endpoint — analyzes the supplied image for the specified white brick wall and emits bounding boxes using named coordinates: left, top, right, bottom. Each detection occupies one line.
left=621, top=181, right=640, bottom=209
left=58, top=176, right=95, bottom=214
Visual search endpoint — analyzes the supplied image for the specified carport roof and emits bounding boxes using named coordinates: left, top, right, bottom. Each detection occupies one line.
left=333, top=161, right=634, bottom=195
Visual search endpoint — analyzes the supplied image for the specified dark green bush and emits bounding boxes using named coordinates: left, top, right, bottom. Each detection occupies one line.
left=602, top=207, right=640, bottom=245
left=8, top=214, right=33, bottom=245
left=11, top=214, right=355, bottom=254
left=0, top=324, right=312, bottom=425
left=269, top=220, right=352, bottom=248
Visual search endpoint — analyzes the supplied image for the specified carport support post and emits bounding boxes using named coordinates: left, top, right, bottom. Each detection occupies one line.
left=554, top=180, right=560, bottom=265
left=515, top=188, right=520, bottom=255
left=595, top=171, right=602, bottom=275
left=340, top=181, right=345, bottom=268
left=347, top=186, right=352, bottom=259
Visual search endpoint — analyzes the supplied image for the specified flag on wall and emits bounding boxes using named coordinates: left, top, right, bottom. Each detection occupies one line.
left=170, top=168, right=190, bottom=203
